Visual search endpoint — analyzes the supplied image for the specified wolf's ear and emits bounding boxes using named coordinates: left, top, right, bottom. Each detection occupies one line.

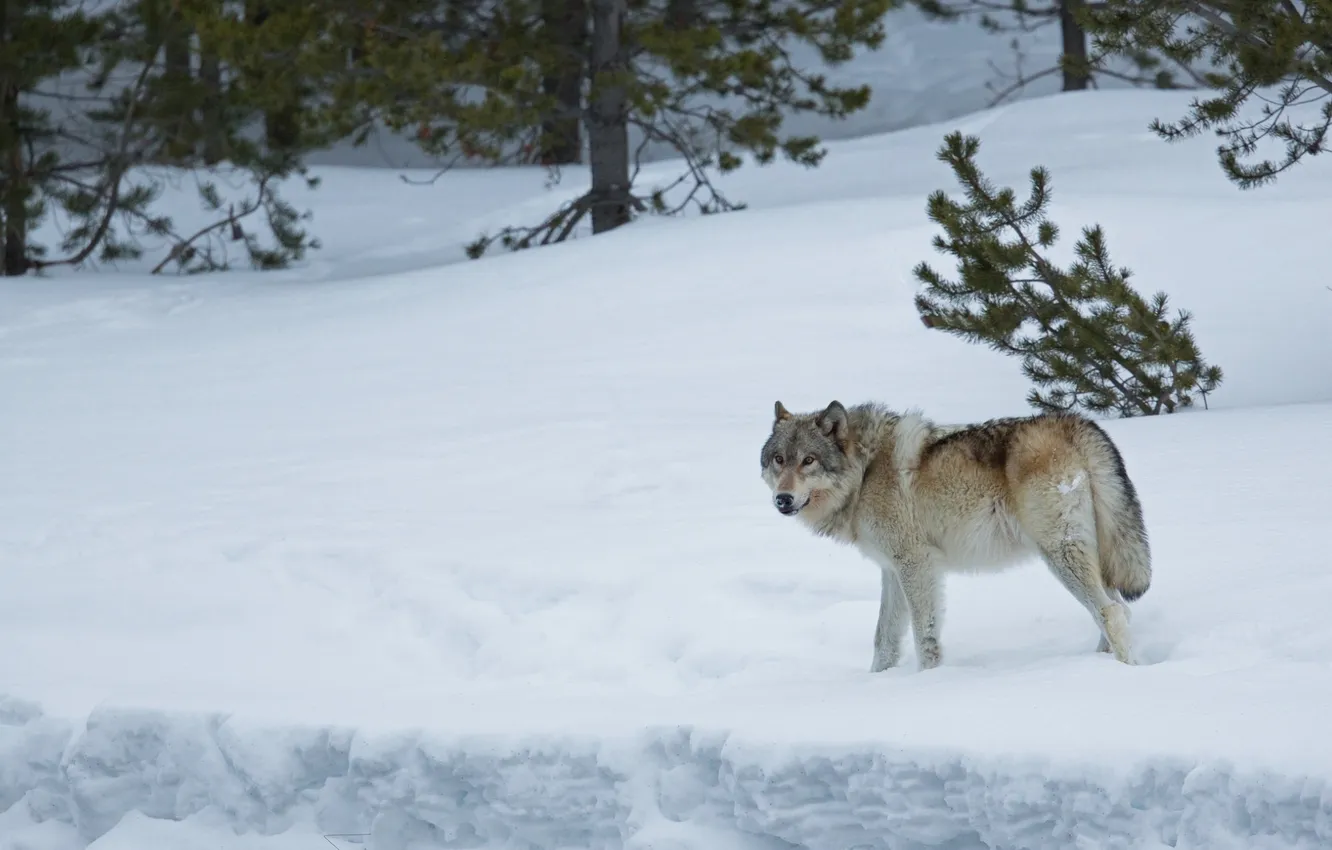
left=816, top=400, right=848, bottom=441
left=774, top=401, right=792, bottom=423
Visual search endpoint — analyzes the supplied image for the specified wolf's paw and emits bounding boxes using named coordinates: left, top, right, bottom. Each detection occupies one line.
left=869, top=650, right=898, bottom=673
left=917, top=638, right=942, bottom=670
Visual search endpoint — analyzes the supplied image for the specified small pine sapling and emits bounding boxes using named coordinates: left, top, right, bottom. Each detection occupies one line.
left=913, top=131, right=1223, bottom=417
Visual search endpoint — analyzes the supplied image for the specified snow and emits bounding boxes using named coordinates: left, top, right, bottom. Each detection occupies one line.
left=3, top=89, right=1332, bottom=849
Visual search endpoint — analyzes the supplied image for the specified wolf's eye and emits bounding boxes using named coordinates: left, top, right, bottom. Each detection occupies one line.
left=802, top=455, right=816, bottom=467
left=773, top=454, right=784, bottom=466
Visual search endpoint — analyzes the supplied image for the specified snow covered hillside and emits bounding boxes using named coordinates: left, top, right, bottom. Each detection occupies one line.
left=2, top=91, right=1331, bottom=850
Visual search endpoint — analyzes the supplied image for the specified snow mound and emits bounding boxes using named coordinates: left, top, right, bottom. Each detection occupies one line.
left=3, top=701, right=1330, bottom=850
left=2, top=91, right=1332, bottom=848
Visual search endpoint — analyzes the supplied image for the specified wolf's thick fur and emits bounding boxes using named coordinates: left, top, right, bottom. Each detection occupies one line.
left=760, top=400, right=1151, bottom=670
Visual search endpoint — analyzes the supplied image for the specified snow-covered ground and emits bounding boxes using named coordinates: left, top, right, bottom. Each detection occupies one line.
left=3, top=90, right=1332, bottom=849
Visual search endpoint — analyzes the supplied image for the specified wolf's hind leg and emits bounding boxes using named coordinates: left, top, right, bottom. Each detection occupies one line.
left=1096, top=588, right=1130, bottom=653
left=1042, top=540, right=1134, bottom=664
left=1019, top=470, right=1135, bottom=664
left=870, top=568, right=909, bottom=672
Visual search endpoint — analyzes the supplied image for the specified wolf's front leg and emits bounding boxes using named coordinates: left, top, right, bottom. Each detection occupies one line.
left=870, top=568, right=908, bottom=672
left=896, top=554, right=944, bottom=670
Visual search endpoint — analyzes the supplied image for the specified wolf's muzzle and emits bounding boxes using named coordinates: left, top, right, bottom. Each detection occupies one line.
left=774, top=493, right=802, bottom=515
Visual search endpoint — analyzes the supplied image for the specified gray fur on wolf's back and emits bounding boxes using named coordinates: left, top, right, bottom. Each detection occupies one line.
left=761, top=400, right=1152, bottom=669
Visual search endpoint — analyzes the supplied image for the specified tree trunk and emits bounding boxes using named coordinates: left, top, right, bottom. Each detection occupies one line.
left=1060, top=0, right=1090, bottom=91
left=538, top=0, right=587, bottom=165
left=198, top=42, right=225, bottom=164
left=161, top=9, right=195, bottom=163
left=246, top=1, right=301, bottom=155
left=163, top=12, right=191, bottom=80
left=586, top=0, right=631, bottom=234
left=1, top=117, right=26, bottom=276
left=0, top=2, right=27, bottom=276
left=264, top=100, right=302, bottom=154
left=665, top=0, right=696, bottom=30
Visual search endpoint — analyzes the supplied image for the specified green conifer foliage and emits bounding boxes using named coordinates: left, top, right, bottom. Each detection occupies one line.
left=907, top=0, right=1203, bottom=100
left=913, top=132, right=1223, bottom=417
left=0, top=1, right=349, bottom=275
left=1086, top=1, right=1332, bottom=188
left=0, top=1, right=100, bottom=275
left=62, top=1, right=329, bottom=273
left=451, top=0, right=896, bottom=254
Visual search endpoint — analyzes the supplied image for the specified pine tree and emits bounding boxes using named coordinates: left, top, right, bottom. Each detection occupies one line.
left=538, top=0, right=588, bottom=164
left=64, top=0, right=332, bottom=272
left=0, top=1, right=99, bottom=275
left=1086, top=1, right=1332, bottom=188
left=391, top=0, right=896, bottom=255
left=318, top=1, right=553, bottom=170
left=230, top=0, right=890, bottom=254
left=909, top=0, right=1206, bottom=104
left=913, top=132, right=1223, bottom=417
left=0, top=1, right=360, bottom=276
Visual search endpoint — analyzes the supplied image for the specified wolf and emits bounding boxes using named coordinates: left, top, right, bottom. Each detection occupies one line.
left=760, top=400, right=1151, bottom=671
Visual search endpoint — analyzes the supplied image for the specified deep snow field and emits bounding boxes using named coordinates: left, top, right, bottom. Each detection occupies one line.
left=3, top=89, right=1332, bottom=849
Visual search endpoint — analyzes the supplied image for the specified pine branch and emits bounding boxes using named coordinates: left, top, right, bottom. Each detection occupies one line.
left=28, top=55, right=156, bottom=271
left=988, top=210, right=1162, bottom=414
left=1179, top=0, right=1332, bottom=94
left=1086, top=0, right=1332, bottom=187
left=913, top=132, right=1222, bottom=417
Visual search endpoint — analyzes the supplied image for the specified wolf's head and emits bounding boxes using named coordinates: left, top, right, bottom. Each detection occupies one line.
left=760, top=400, right=852, bottom=518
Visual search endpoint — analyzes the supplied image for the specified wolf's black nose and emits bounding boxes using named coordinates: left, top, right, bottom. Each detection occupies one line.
left=774, top=493, right=794, bottom=511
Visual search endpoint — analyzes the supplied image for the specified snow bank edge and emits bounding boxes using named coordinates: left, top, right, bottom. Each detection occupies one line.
left=2, top=695, right=1330, bottom=850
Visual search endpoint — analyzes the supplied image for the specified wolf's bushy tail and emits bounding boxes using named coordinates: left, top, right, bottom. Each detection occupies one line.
left=1080, top=421, right=1151, bottom=602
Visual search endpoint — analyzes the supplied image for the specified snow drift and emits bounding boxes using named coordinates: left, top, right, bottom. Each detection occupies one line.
left=3, top=694, right=1331, bottom=850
